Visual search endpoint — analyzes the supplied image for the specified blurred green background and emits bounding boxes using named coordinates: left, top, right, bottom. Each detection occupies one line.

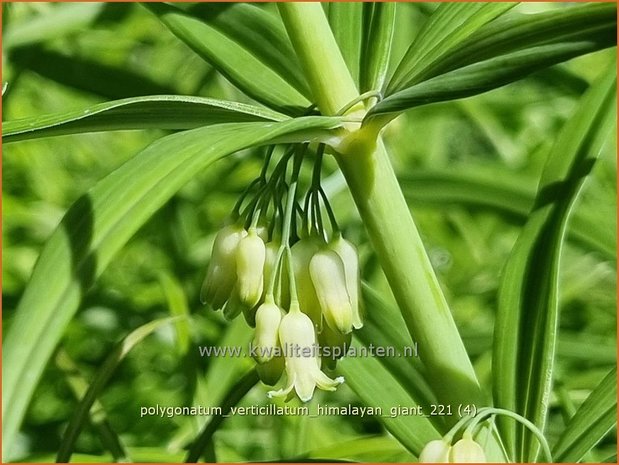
left=2, top=2, right=616, bottom=462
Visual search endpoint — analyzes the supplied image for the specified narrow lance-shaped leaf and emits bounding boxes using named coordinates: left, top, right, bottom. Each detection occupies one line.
left=368, top=39, right=615, bottom=119
left=328, top=2, right=363, bottom=87
left=55, top=349, right=129, bottom=462
left=553, top=368, right=617, bottom=463
left=492, top=69, right=616, bottom=461
left=8, top=46, right=178, bottom=100
left=186, top=369, right=259, bottom=462
left=386, top=2, right=515, bottom=93
left=301, top=436, right=415, bottom=463
left=158, top=272, right=192, bottom=356
left=370, top=3, right=616, bottom=120
left=3, top=2, right=104, bottom=49
left=1, top=116, right=343, bottom=460
left=143, top=3, right=310, bottom=115
left=56, top=317, right=179, bottom=462
left=358, top=284, right=439, bottom=428
left=181, top=2, right=310, bottom=98
left=338, top=340, right=440, bottom=456
left=2, top=95, right=288, bottom=143
left=166, top=317, right=255, bottom=456
left=418, top=2, right=617, bottom=84
left=360, top=3, right=396, bottom=94
left=399, top=167, right=615, bottom=260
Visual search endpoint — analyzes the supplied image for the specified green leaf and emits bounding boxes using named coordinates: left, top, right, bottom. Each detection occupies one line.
left=182, top=2, right=310, bottom=99
left=144, top=3, right=310, bottom=115
left=24, top=448, right=187, bottom=463
left=166, top=317, right=255, bottom=455
left=1, top=116, right=343, bottom=461
left=2, top=95, right=288, bottom=143
left=55, top=349, right=129, bottom=462
left=302, top=436, right=415, bottom=462
left=492, top=70, right=616, bottom=462
left=422, top=3, right=617, bottom=84
left=401, top=166, right=535, bottom=220
left=328, top=3, right=363, bottom=86
left=186, top=369, right=259, bottom=462
left=9, top=46, right=177, bottom=100
left=553, top=368, right=617, bottom=462
left=358, top=284, right=439, bottom=424
left=3, top=3, right=104, bottom=49
left=399, top=166, right=615, bottom=260
left=158, top=272, right=191, bottom=356
left=387, top=2, right=515, bottom=93
left=193, top=317, right=254, bottom=420
left=56, top=317, right=179, bottom=462
left=360, top=3, right=396, bottom=93
left=338, top=340, right=440, bottom=456
left=369, top=39, right=615, bottom=118
left=334, top=284, right=446, bottom=454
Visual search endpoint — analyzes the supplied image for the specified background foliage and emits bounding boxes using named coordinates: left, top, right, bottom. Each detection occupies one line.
left=2, top=2, right=616, bottom=462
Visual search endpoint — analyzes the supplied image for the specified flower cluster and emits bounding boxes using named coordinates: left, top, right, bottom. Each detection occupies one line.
left=200, top=144, right=363, bottom=402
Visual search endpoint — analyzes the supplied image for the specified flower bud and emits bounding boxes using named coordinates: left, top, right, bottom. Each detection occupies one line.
left=268, top=303, right=344, bottom=402
left=419, top=439, right=451, bottom=463
left=201, top=225, right=246, bottom=310
left=256, top=355, right=284, bottom=386
left=449, top=438, right=486, bottom=463
left=236, top=228, right=266, bottom=307
left=310, top=248, right=353, bottom=334
left=222, top=286, right=249, bottom=321
left=290, top=239, right=322, bottom=327
left=329, top=236, right=363, bottom=329
left=252, top=301, right=282, bottom=363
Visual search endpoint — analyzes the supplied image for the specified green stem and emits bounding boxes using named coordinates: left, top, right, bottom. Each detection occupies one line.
left=268, top=150, right=302, bottom=300
left=340, top=136, right=482, bottom=421
left=279, top=2, right=483, bottom=423
left=467, top=407, right=552, bottom=462
left=277, top=3, right=362, bottom=117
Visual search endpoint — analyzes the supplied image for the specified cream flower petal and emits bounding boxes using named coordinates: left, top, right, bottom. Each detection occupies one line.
left=270, top=305, right=345, bottom=402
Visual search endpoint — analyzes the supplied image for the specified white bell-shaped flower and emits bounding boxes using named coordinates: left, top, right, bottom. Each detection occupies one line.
left=236, top=228, right=266, bottom=307
left=268, top=302, right=344, bottom=402
left=200, top=225, right=247, bottom=310
left=419, top=439, right=451, bottom=463
left=310, top=248, right=353, bottom=334
left=449, top=438, right=486, bottom=463
left=329, top=235, right=363, bottom=329
left=290, top=238, right=322, bottom=326
left=252, top=300, right=282, bottom=363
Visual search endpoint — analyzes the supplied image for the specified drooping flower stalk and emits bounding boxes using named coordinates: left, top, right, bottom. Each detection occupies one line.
left=201, top=142, right=362, bottom=401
